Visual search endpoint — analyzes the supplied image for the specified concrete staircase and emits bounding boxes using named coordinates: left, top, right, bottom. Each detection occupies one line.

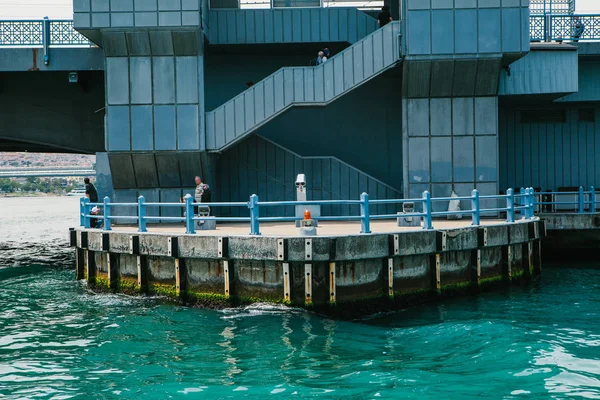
left=205, top=21, right=401, bottom=151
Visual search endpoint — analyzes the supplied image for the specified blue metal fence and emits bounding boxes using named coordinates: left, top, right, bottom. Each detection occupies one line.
left=531, top=14, right=600, bottom=42
left=533, top=186, right=597, bottom=213
left=2, top=13, right=599, bottom=48
left=0, top=19, right=90, bottom=47
left=79, top=188, right=541, bottom=235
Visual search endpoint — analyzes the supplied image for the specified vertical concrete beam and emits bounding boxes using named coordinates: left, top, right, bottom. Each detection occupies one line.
left=175, top=258, right=187, bottom=297
left=387, top=258, right=394, bottom=298
left=471, top=249, right=481, bottom=285
left=431, top=254, right=441, bottom=291
left=304, top=264, right=312, bottom=306
left=137, top=255, right=148, bottom=292
left=533, top=240, right=542, bottom=275
left=76, top=247, right=85, bottom=280
left=283, top=263, right=291, bottom=303
left=223, top=260, right=231, bottom=298
left=329, top=262, right=336, bottom=304
left=85, top=250, right=96, bottom=284
left=107, top=252, right=118, bottom=290
left=502, top=245, right=512, bottom=279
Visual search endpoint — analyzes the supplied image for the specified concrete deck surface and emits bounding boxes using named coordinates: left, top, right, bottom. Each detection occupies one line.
left=89, top=218, right=529, bottom=237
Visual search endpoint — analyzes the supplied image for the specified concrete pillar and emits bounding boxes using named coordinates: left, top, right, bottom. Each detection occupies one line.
left=175, top=258, right=187, bottom=297
left=76, top=248, right=85, bottom=280
left=85, top=250, right=96, bottom=285
left=107, top=252, right=118, bottom=290
left=137, top=255, right=148, bottom=293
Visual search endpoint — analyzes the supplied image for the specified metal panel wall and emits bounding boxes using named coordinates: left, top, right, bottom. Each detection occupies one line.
left=403, top=96, right=499, bottom=211
left=403, top=0, right=529, bottom=58
left=207, top=8, right=377, bottom=45
left=498, top=49, right=578, bottom=96
left=556, top=61, right=600, bottom=103
left=205, top=21, right=400, bottom=151
left=499, top=105, right=600, bottom=190
left=216, top=135, right=402, bottom=217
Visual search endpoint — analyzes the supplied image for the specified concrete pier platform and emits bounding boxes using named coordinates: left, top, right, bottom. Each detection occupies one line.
left=102, top=219, right=509, bottom=236
left=71, top=219, right=545, bottom=318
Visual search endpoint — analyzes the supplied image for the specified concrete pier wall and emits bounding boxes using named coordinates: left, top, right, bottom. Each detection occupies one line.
left=72, top=220, right=544, bottom=317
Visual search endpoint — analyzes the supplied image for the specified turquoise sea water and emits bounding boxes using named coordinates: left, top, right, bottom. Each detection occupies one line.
left=1, top=197, right=600, bottom=399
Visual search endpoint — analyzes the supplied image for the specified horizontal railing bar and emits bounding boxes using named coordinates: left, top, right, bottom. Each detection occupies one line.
left=144, top=216, right=185, bottom=221
left=431, top=196, right=473, bottom=202
left=191, top=202, right=248, bottom=207
left=316, top=216, right=363, bottom=221
left=370, top=213, right=425, bottom=220
left=431, top=210, right=475, bottom=216
left=258, top=200, right=362, bottom=206
left=369, top=198, right=424, bottom=204
left=191, top=217, right=251, bottom=221
left=145, top=203, right=184, bottom=207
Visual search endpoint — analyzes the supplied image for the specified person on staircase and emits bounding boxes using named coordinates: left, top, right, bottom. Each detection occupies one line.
left=378, top=6, right=392, bottom=28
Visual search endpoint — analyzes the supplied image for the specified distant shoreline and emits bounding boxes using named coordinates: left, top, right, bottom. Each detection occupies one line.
left=0, top=193, right=67, bottom=198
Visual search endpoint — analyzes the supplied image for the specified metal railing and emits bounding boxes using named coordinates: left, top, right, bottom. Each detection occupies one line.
left=530, top=14, right=600, bottom=42
left=0, top=19, right=90, bottom=47
left=210, top=0, right=384, bottom=10
left=2, top=13, right=599, bottom=48
left=79, top=188, right=538, bottom=235
left=534, top=186, right=598, bottom=213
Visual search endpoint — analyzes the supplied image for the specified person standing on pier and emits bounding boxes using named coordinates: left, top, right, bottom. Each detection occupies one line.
left=84, top=178, right=99, bottom=228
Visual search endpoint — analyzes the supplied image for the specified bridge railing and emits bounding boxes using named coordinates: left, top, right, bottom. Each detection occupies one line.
left=530, top=14, right=600, bottom=42
left=79, top=188, right=538, bottom=235
left=0, top=19, right=90, bottom=47
left=533, top=187, right=598, bottom=213
left=2, top=13, right=600, bottom=48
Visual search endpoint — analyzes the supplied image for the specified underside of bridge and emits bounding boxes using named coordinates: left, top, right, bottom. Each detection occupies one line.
left=0, top=71, right=105, bottom=154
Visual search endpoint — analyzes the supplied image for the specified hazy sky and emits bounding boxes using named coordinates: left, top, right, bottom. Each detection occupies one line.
left=0, top=0, right=598, bottom=19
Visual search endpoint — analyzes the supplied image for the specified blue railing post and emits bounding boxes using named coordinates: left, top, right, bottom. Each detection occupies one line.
left=79, top=197, right=86, bottom=227
left=529, top=188, right=536, bottom=219
left=138, top=195, right=147, bottom=232
left=360, top=192, right=371, bottom=234
left=519, top=187, right=525, bottom=219
left=423, top=191, right=433, bottom=230
left=471, top=189, right=480, bottom=226
left=249, top=194, right=260, bottom=235
left=506, top=188, right=515, bottom=223
left=578, top=186, right=585, bottom=214
left=591, top=186, right=596, bottom=213
left=184, top=194, right=195, bottom=234
left=103, top=196, right=111, bottom=231
left=42, top=16, right=50, bottom=65
left=83, top=198, right=91, bottom=228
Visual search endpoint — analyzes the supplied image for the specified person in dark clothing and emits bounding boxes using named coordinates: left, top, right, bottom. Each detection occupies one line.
left=378, top=6, right=392, bottom=28
left=84, top=178, right=99, bottom=228
left=84, top=178, right=98, bottom=203
left=573, top=16, right=585, bottom=43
